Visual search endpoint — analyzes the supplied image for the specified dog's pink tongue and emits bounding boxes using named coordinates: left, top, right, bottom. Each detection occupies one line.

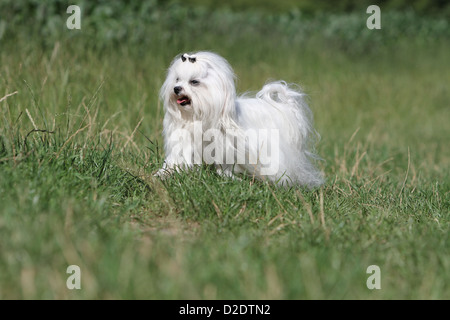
left=177, top=98, right=187, bottom=104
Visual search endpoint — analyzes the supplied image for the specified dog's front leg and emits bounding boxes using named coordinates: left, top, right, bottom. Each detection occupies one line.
left=154, top=133, right=201, bottom=178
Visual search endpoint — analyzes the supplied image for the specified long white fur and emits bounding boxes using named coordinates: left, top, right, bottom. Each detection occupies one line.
left=157, top=51, right=324, bottom=188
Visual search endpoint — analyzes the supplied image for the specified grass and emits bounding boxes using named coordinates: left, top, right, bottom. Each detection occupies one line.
left=0, top=8, right=449, bottom=299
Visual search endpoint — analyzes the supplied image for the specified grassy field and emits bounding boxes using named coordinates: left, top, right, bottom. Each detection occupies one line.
left=0, top=4, right=449, bottom=299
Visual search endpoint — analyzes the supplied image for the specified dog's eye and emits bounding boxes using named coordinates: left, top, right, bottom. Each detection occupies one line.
left=190, top=79, right=200, bottom=86
left=176, top=77, right=180, bottom=82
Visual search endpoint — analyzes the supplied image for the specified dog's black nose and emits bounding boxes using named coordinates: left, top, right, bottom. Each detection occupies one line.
left=174, top=86, right=182, bottom=95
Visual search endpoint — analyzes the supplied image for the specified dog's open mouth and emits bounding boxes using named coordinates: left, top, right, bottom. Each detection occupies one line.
left=176, top=95, right=191, bottom=106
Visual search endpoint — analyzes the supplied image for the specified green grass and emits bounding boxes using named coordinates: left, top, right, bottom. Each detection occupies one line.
left=0, top=7, right=449, bottom=299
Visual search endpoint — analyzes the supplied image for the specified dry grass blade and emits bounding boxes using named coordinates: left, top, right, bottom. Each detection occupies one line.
left=0, top=91, right=18, bottom=103
left=234, top=202, right=247, bottom=220
left=319, top=188, right=326, bottom=229
left=212, top=200, right=222, bottom=219
left=296, top=190, right=314, bottom=224
left=121, top=117, right=144, bottom=153
left=25, top=108, right=38, bottom=130
left=319, top=188, right=330, bottom=240
left=55, top=124, right=90, bottom=159
left=399, top=147, right=411, bottom=206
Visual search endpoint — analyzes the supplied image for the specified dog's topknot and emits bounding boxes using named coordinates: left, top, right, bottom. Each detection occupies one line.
left=181, top=53, right=196, bottom=63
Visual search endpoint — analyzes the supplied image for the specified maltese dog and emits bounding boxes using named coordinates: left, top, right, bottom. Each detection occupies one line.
left=156, top=51, right=323, bottom=188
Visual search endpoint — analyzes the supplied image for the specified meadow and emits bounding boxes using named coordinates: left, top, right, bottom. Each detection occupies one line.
left=0, top=2, right=449, bottom=299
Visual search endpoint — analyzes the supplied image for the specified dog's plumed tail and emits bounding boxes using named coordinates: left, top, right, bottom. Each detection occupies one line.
left=249, top=81, right=324, bottom=187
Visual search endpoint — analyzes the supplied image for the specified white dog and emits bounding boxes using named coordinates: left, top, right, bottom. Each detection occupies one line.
left=156, top=51, right=323, bottom=188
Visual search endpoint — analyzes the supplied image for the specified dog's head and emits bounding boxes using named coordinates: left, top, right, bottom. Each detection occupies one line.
left=160, top=51, right=237, bottom=120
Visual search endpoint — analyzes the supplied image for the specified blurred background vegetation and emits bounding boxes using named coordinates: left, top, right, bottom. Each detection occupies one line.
left=1, top=0, right=448, bottom=54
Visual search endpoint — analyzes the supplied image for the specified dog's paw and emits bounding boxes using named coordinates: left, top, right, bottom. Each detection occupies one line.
left=154, top=168, right=171, bottom=179
left=216, top=167, right=242, bottom=181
